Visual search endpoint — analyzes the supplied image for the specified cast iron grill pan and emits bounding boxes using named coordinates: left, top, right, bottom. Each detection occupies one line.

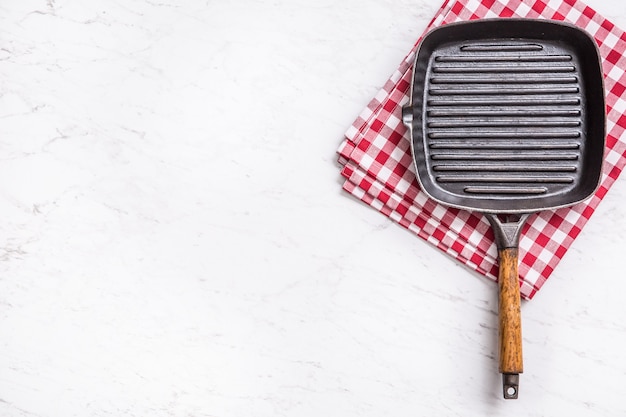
left=402, top=19, right=605, bottom=399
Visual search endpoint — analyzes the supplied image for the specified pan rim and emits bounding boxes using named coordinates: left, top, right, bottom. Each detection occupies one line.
left=403, top=18, right=606, bottom=215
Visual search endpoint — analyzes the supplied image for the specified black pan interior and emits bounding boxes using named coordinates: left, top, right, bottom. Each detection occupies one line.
left=406, top=19, right=605, bottom=213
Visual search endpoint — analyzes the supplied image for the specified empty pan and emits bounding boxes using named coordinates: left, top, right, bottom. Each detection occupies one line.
left=402, top=19, right=605, bottom=399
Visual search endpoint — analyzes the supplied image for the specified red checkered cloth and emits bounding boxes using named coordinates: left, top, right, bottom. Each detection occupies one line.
left=337, top=0, right=626, bottom=300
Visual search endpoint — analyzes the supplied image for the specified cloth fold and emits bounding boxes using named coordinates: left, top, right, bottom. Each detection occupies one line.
left=337, top=0, right=626, bottom=299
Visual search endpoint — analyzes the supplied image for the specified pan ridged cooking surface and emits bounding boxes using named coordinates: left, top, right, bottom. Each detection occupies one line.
left=424, top=39, right=585, bottom=198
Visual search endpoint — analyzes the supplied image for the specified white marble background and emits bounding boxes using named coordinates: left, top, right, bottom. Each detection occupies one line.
left=1, top=0, right=625, bottom=416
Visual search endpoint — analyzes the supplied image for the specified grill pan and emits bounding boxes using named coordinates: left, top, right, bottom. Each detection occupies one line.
left=402, top=19, right=605, bottom=399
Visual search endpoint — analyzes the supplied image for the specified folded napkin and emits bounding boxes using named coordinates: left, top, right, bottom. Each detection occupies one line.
left=337, top=0, right=626, bottom=299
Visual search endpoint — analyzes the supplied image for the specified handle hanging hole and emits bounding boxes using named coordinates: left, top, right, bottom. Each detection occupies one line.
left=506, top=386, right=517, bottom=397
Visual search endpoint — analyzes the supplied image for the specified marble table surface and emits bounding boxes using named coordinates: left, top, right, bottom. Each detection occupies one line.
left=2, top=0, right=626, bottom=416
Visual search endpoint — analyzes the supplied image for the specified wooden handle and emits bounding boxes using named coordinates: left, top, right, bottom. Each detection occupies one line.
left=498, top=248, right=523, bottom=376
